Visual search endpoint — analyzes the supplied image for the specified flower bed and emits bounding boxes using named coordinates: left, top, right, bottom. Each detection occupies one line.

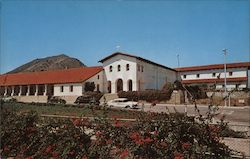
left=1, top=103, right=237, bottom=159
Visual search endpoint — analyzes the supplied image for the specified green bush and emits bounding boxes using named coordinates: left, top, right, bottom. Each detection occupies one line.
left=118, top=90, right=173, bottom=102
left=1, top=105, right=238, bottom=158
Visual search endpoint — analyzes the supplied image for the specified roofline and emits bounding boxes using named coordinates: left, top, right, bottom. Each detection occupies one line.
left=0, top=66, right=103, bottom=86
left=181, top=77, right=247, bottom=84
left=99, top=52, right=177, bottom=72
left=175, top=62, right=250, bottom=72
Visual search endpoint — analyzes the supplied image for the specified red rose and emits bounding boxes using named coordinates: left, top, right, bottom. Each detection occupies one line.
left=182, top=142, right=191, bottom=149
left=143, top=137, right=153, bottom=143
left=73, top=119, right=81, bottom=126
left=174, top=152, right=184, bottom=159
left=120, top=149, right=129, bottom=159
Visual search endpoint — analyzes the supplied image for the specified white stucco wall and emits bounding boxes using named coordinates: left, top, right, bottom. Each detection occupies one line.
left=54, top=83, right=83, bottom=96
left=102, top=54, right=177, bottom=93
left=136, top=59, right=177, bottom=90
left=54, top=70, right=106, bottom=96
left=85, top=70, right=107, bottom=93
left=179, top=68, right=247, bottom=80
left=179, top=67, right=248, bottom=89
left=102, top=55, right=138, bottom=93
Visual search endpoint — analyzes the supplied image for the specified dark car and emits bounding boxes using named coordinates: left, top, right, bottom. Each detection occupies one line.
left=47, top=96, right=66, bottom=104
left=74, top=95, right=100, bottom=105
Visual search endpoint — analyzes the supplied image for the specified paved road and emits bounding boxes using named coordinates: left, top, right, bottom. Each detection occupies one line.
left=139, top=103, right=250, bottom=125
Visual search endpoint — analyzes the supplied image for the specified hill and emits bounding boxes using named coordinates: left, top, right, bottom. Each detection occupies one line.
left=7, top=54, right=85, bottom=74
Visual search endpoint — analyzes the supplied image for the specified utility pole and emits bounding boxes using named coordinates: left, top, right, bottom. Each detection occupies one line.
left=222, top=49, right=227, bottom=107
left=177, top=54, right=180, bottom=67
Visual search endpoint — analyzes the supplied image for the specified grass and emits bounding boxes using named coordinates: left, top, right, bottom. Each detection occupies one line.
left=1, top=102, right=141, bottom=119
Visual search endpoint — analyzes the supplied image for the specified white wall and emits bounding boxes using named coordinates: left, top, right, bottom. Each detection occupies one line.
left=179, top=67, right=248, bottom=89
left=102, top=54, right=177, bottom=93
left=137, top=60, right=177, bottom=90
left=179, top=68, right=247, bottom=80
left=85, top=70, right=107, bottom=92
left=102, top=55, right=138, bottom=93
left=54, top=83, right=83, bottom=96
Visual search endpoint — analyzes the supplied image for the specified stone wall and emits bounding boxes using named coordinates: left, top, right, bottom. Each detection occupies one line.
left=14, top=96, right=48, bottom=103
left=166, top=90, right=185, bottom=104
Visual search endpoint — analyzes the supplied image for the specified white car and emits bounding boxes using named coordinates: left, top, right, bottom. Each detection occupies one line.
left=107, top=98, right=138, bottom=109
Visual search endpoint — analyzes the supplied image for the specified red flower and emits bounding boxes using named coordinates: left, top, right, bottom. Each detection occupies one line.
left=106, top=139, right=113, bottom=144
left=81, top=155, right=88, bottom=159
left=95, top=131, right=102, bottom=137
left=114, top=120, right=122, bottom=127
left=129, top=132, right=140, bottom=140
left=52, top=151, right=59, bottom=158
left=120, top=149, right=129, bottom=159
left=135, top=139, right=144, bottom=145
left=174, top=152, right=184, bottom=159
left=45, top=145, right=53, bottom=153
left=3, top=145, right=10, bottom=152
left=73, top=119, right=81, bottom=126
left=182, top=142, right=191, bottom=149
left=143, top=137, right=153, bottom=143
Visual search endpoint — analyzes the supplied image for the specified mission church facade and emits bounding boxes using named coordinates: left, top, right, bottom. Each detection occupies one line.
left=0, top=52, right=249, bottom=103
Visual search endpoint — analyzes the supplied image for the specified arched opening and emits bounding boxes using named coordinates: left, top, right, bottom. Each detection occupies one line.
left=107, top=81, right=111, bottom=93
left=128, top=80, right=133, bottom=91
left=116, top=79, right=123, bottom=93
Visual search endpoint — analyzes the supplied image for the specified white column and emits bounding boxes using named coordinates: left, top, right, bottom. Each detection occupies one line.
left=26, top=85, right=30, bottom=96
left=35, top=85, right=38, bottom=96
left=111, top=81, right=116, bottom=94
left=43, top=84, right=47, bottom=96
left=4, top=86, right=7, bottom=96
left=18, top=86, right=22, bottom=96
left=11, top=86, right=14, bottom=96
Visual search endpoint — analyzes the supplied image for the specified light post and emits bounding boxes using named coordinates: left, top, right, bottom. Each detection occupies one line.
left=222, top=49, right=227, bottom=107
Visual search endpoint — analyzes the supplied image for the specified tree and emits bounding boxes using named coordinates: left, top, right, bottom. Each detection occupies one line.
left=84, top=82, right=95, bottom=92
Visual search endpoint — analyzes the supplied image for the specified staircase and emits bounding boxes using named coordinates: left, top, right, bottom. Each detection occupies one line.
left=99, top=93, right=118, bottom=103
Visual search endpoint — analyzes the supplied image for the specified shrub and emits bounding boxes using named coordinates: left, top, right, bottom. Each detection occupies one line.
left=84, top=82, right=95, bottom=92
left=118, top=90, right=173, bottom=102
left=1, top=104, right=238, bottom=158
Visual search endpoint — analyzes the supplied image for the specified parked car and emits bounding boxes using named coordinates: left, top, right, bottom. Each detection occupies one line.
left=47, top=96, right=66, bottom=104
left=74, top=95, right=100, bottom=105
left=107, top=98, right=138, bottom=109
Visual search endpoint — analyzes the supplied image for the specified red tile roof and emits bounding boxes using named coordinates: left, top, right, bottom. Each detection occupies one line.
left=99, top=52, right=176, bottom=72
left=175, top=62, right=250, bottom=72
left=181, top=77, right=247, bottom=84
left=0, top=66, right=103, bottom=86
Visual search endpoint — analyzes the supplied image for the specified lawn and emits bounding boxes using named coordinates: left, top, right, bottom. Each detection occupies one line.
left=1, top=102, right=141, bottom=119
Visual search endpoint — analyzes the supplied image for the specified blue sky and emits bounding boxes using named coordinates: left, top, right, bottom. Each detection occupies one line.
left=0, top=0, right=249, bottom=73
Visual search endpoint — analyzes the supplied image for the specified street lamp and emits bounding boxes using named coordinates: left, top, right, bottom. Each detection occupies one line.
left=222, top=49, right=227, bottom=107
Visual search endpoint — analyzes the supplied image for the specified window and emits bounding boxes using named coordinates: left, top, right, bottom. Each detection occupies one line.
left=97, top=75, right=100, bottom=79
left=70, top=85, right=73, bottom=92
left=60, top=86, right=64, bottom=92
left=126, top=64, right=130, bottom=71
left=137, top=64, right=140, bottom=71
left=117, top=65, right=121, bottom=72
left=141, top=66, right=144, bottom=72
left=196, top=74, right=200, bottom=78
left=97, top=84, right=100, bottom=92
left=212, top=73, right=216, bottom=77
left=109, top=66, right=113, bottom=72
left=183, top=75, right=186, bottom=79
left=229, top=72, right=233, bottom=76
